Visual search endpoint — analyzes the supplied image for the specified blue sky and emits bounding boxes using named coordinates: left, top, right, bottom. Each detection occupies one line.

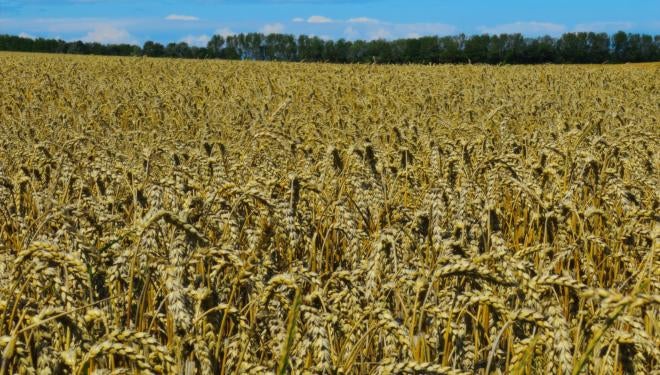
left=1, top=0, right=658, bottom=46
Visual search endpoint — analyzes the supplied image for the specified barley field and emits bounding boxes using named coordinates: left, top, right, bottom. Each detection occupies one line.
left=0, top=52, right=658, bottom=374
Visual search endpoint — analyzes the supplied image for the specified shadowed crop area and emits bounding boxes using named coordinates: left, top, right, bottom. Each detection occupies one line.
left=0, top=53, right=658, bottom=374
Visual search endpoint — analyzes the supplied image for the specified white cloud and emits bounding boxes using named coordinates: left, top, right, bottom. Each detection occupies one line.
left=307, top=15, right=333, bottom=24
left=82, top=25, right=136, bottom=44
left=18, top=32, right=34, bottom=39
left=393, top=23, right=456, bottom=37
left=478, top=21, right=566, bottom=36
left=0, top=17, right=138, bottom=34
left=165, top=14, right=199, bottom=22
left=181, top=34, right=210, bottom=47
left=344, top=26, right=359, bottom=39
left=342, top=20, right=456, bottom=40
left=294, top=15, right=378, bottom=25
left=573, top=21, right=633, bottom=32
left=261, top=23, right=284, bottom=34
left=368, top=28, right=391, bottom=40
left=348, top=17, right=379, bottom=24
left=214, top=27, right=234, bottom=37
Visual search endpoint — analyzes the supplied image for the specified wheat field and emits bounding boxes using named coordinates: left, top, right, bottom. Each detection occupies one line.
left=0, top=52, right=658, bottom=374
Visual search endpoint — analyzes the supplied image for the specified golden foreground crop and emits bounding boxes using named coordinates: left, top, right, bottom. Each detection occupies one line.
left=0, top=52, right=658, bottom=374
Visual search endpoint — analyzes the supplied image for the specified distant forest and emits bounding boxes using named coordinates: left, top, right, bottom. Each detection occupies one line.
left=1, top=31, right=659, bottom=64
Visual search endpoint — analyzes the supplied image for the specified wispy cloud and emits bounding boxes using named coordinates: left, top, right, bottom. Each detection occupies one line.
left=261, top=22, right=285, bottom=34
left=0, top=17, right=146, bottom=44
left=18, top=32, right=35, bottom=39
left=477, top=21, right=566, bottom=36
left=0, top=17, right=139, bottom=33
left=368, top=28, right=391, bottom=40
left=294, top=15, right=377, bottom=24
left=214, top=27, right=235, bottom=37
left=348, top=17, right=379, bottom=24
left=306, top=15, right=333, bottom=24
left=180, top=34, right=210, bottom=46
left=573, top=21, right=633, bottom=32
left=345, top=21, right=456, bottom=40
left=165, top=14, right=199, bottom=21
left=291, top=15, right=454, bottom=40
left=343, top=26, right=358, bottom=38
left=392, top=23, right=456, bottom=38
left=82, top=24, right=136, bottom=44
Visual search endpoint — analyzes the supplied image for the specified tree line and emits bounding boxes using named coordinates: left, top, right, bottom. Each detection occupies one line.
left=1, top=31, right=659, bottom=64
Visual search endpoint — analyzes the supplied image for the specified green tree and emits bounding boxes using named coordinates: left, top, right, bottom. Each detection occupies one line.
left=558, top=32, right=590, bottom=63
left=464, top=34, right=490, bottom=63
left=587, top=32, right=609, bottom=62
left=612, top=31, right=628, bottom=62
left=222, top=36, right=241, bottom=59
left=206, top=35, right=225, bottom=58
left=298, top=35, right=325, bottom=62
left=244, top=33, right=264, bottom=60
left=143, top=41, right=165, bottom=57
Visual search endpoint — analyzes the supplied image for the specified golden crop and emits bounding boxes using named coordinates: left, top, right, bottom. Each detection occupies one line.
left=0, top=52, right=658, bottom=374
